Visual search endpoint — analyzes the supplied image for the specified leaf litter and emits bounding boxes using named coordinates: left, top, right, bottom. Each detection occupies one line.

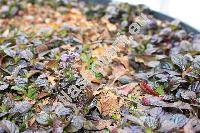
left=0, top=0, right=200, bottom=132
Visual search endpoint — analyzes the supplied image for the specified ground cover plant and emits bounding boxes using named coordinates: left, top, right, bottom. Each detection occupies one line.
left=0, top=0, right=199, bottom=132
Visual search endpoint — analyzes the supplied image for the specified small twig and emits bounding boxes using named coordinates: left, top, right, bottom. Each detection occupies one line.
left=91, top=39, right=113, bottom=44
left=0, top=66, right=11, bottom=75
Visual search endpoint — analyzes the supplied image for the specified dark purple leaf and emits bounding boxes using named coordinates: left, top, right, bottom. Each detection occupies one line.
left=159, top=113, right=188, bottom=132
left=177, top=89, right=196, bottom=100
left=36, top=112, right=51, bottom=125
left=19, top=49, right=33, bottom=61
left=14, top=77, right=28, bottom=85
left=142, top=95, right=167, bottom=107
left=169, top=114, right=188, bottom=127
left=35, top=79, right=48, bottom=87
left=188, top=81, right=200, bottom=93
left=52, top=102, right=72, bottom=116
left=9, top=101, right=32, bottom=114
left=193, top=55, right=200, bottom=69
left=149, top=107, right=164, bottom=117
left=3, top=48, right=16, bottom=57
left=66, top=115, right=84, bottom=132
left=159, top=27, right=172, bottom=36
left=144, top=116, right=159, bottom=129
left=0, top=120, right=19, bottom=133
left=71, top=115, right=84, bottom=130
left=163, top=94, right=176, bottom=102
left=52, top=118, right=64, bottom=133
left=174, top=30, right=187, bottom=39
left=171, top=54, right=188, bottom=70
left=184, top=117, right=200, bottom=133
left=129, top=126, right=144, bottom=133
left=0, top=82, right=9, bottom=90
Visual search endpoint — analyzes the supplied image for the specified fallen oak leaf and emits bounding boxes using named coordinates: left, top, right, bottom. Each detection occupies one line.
left=48, top=75, right=57, bottom=86
left=83, top=121, right=97, bottom=131
left=35, top=44, right=49, bottom=54
left=117, top=82, right=138, bottom=96
left=27, top=117, right=36, bottom=127
left=37, top=92, right=50, bottom=99
left=92, top=46, right=107, bottom=59
left=118, top=86, right=133, bottom=96
left=45, top=60, right=58, bottom=69
left=110, top=64, right=128, bottom=85
left=97, top=90, right=120, bottom=116
left=135, top=55, right=159, bottom=67
left=182, top=67, right=193, bottom=78
left=114, top=56, right=129, bottom=69
left=93, top=119, right=112, bottom=130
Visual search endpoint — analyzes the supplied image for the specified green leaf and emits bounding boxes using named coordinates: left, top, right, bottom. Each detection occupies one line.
left=11, top=86, right=26, bottom=94
left=58, top=29, right=68, bottom=36
left=103, top=128, right=110, bottom=133
left=155, top=85, right=164, bottom=96
left=82, top=44, right=90, bottom=52
left=19, top=123, right=26, bottom=131
left=94, top=72, right=103, bottom=79
left=14, top=95, right=22, bottom=100
left=27, top=86, right=37, bottom=100
left=83, top=106, right=89, bottom=114
left=0, top=104, right=8, bottom=113
left=80, top=53, right=90, bottom=62
left=111, top=114, right=120, bottom=120
left=64, top=69, right=75, bottom=81
left=14, top=56, right=21, bottom=63
left=145, top=127, right=152, bottom=133
left=0, top=37, right=6, bottom=44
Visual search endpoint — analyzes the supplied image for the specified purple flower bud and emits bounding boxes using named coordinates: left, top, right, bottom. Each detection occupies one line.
left=60, top=52, right=79, bottom=62
left=61, top=54, right=71, bottom=62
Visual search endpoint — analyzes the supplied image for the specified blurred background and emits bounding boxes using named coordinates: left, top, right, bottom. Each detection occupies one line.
left=114, top=0, right=200, bottom=31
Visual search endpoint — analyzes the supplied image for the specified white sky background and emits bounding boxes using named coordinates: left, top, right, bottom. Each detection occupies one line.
left=113, top=0, right=200, bottom=31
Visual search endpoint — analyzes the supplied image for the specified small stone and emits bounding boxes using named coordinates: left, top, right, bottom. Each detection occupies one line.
left=118, top=75, right=132, bottom=84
